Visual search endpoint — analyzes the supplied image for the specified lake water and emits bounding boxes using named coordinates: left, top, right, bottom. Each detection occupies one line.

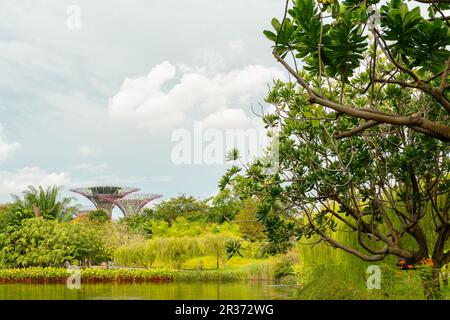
left=0, top=281, right=298, bottom=300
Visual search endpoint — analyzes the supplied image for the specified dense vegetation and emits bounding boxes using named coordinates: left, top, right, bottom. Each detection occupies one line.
left=0, top=188, right=289, bottom=278
left=0, top=182, right=448, bottom=299
left=219, top=0, right=450, bottom=300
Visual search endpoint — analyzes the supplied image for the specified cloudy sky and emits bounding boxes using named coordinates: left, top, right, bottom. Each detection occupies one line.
left=0, top=0, right=287, bottom=216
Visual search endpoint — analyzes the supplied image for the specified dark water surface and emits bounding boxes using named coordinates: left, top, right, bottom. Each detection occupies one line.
left=0, top=281, right=297, bottom=300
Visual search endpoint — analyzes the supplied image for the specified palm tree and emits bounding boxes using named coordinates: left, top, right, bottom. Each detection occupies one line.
left=11, top=185, right=79, bottom=222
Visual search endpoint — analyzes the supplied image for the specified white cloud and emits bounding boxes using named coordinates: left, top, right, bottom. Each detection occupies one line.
left=201, top=108, right=261, bottom=130
left=70, top=163, right=109, bottom=173
left=0, top=124, right=20, bottom=161
left=108, top=62, right=283, bottom=134
left=194, top=40, right=247, bottom=70
left=77, top=145, right=100, bottom=156
left=0, top=167, right=70, bottom=197
left=227, top=40, right=246, bottom=56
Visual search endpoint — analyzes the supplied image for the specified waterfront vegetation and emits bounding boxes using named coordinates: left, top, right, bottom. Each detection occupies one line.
left=0, top=189, right=448, bottom=299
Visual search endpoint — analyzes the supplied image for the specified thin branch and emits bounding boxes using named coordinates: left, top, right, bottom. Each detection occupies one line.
left=335, top=120, right=379, bottom=139
left=275, top=0, right=290, bottom=47
left=415, top=0, right=450, bottom=4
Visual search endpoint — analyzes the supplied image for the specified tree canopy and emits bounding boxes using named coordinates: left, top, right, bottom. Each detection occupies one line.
left=263, top=0, right=450, bottom=141
left=221, top=0, right=450, bottom=299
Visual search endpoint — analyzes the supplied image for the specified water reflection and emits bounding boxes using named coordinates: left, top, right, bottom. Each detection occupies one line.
left=0, top=281, right=298, bottom=300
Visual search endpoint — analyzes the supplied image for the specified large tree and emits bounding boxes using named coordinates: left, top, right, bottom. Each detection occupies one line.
left=221, top=0, right=450, bottom=299
left=263, top=0, right=450, bottom=141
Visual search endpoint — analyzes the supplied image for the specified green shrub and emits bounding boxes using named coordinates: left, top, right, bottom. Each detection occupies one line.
left=0, top=218, right=111, bottom=267
left=273, top=256, right=296, bottom=279
left=86, top=210, right=109, bottom=224
left=0, top=267, right=246, bottom=283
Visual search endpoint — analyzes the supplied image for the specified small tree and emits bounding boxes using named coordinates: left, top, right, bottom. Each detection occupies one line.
left=234, top=198, right=266, bottom=242
left=86, top=210, right=110, bottom=224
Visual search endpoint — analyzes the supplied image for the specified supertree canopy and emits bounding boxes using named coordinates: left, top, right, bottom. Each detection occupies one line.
left=115, top=193, right=162, bottom=217
left=70, top=186, right=139, bottom=218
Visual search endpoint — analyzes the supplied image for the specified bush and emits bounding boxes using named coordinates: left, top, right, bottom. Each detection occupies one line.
left=0, top=267, right=246, bottom=283
left=273, top=256, right=296, bottom=280
left=86, top=210, right=109, bottom=224
left=119, top=211, right=153, bottom=238
left=0, top=204, right=34, bottom=233
left=145, top=195, right=211, bottom=224
left=234, top=198, right=265, bottom=242
left=0, top=218, right=111, bottom=267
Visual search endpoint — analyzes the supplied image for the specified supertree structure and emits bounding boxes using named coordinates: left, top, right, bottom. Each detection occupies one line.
left=70, top=186, right=139, bottom=218
left=115, top=193, right=162, bottom=217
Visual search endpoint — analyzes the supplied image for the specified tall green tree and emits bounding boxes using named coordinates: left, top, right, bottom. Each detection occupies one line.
left=224, top=82, right=449, bottom=299
left=222, top=0, right=449, bottom=300
left=145, top=194, right=211, bottom=224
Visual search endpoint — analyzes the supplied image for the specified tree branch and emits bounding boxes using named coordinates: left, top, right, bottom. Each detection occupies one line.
left=439, top=57, right=450, bottom=93
left=273, top=49, right=450, bottom=142
left=302, top=205, right=389, bottom=261
left=416, top=0, right=450, bottom=3
left=335, top=120, right=379, bottom=139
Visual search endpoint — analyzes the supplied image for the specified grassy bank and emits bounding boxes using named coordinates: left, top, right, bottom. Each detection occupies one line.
left=0, top=266, right=259, bottom=284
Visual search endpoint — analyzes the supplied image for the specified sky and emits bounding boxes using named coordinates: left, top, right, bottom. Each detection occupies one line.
left=0, top=0, right=287, bottom=217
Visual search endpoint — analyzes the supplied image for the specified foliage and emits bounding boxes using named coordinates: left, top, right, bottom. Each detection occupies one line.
left=119, top=209, right=154, bottom=238
left=143, top=194, right=211, bottom=224
left=114, top=241, right=157, bottom=268
left=209, top=188, right=242, bottom=222
left=85, top=210, right=110, bottom=224
left=0, top=267, right=246, bottom=283
left=113, top=233, right=239, bottom=269
left=273, top=256, right=296, bottom=280
left=222, top=77, right=449, bottom=299
left=218, top=0, right=450, bottom=299
left=148, top=217, right=239, bottom=238
left=0, top=203, right=32, bottom=233
left=234, top=198, right=266, bottom=242
left=226, top=240, right=243, bottom=260
left=0, top=218, right=112, bottom=267
left=263, top=0, right=450, bottom=141
left=11, top=185, right=78, bottom=222
left=138, top=193, right=243, bottom=225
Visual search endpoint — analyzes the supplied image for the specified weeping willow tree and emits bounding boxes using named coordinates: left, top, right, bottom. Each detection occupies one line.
left=221, top=0, right=449, bottom=299
left=114, top=234, right=237, bottom=269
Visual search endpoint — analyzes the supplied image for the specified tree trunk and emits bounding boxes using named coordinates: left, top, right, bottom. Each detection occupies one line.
left=421, top=268, right=441, bottom=300
left=32, top=203, right=41, bottom=218
left=216, top=250, right=219, bottom=269
left=442, top=271, right=448, bottom=289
